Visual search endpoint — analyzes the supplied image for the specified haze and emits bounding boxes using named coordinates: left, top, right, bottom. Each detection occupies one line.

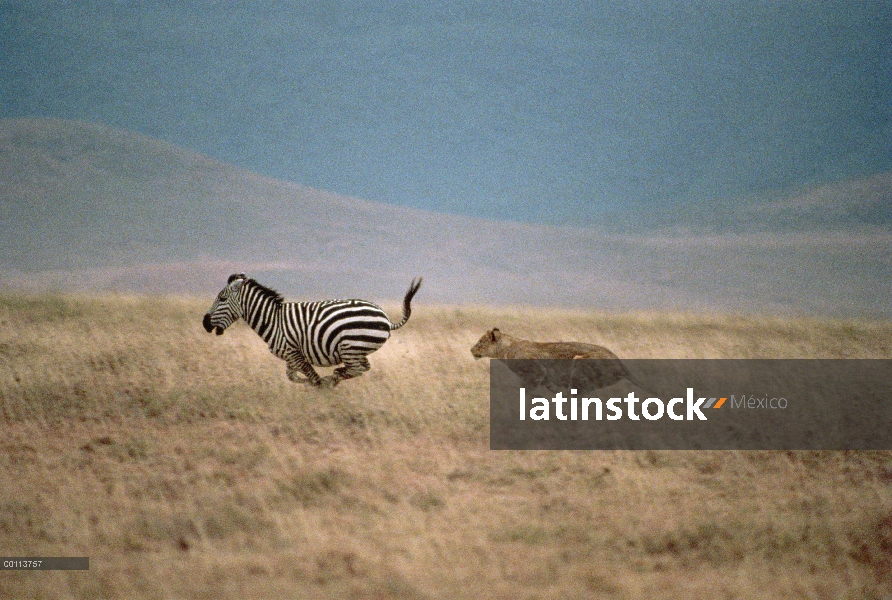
left=1, top=3, right=890, bottom=316
left=3, top=1, right=890, bottom=226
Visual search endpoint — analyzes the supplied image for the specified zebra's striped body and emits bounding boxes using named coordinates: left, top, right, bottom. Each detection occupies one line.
left=203, top=274, right=422, bottom=387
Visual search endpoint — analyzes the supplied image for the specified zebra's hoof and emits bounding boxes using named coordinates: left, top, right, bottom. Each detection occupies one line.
left=318, top=376, right=339, bottom=388
left=287, top=373, right=311, bottom=384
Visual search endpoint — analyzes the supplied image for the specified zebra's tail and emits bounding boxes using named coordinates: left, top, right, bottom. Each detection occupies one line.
left=390, top=276, right=423, bottom=330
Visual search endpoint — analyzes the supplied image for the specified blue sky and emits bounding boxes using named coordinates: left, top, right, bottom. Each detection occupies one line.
left=2, top=1, right=891, bottom=226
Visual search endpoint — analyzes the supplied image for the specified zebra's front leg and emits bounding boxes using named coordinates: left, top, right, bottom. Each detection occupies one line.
left=285, top=352, right=325, bottom=387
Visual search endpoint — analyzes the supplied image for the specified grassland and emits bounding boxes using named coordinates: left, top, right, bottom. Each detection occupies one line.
left=1, top=294, right=891, bottom=599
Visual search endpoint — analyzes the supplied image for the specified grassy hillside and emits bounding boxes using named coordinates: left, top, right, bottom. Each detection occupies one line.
left=1, top=295, right=891, bottom=598
left=3, top=118, right=891, bottom=316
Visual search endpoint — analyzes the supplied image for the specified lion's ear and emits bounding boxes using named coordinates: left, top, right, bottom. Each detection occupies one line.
left=491, top=328, right=501, bottom=341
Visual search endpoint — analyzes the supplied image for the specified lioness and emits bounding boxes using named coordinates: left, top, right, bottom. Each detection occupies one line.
left=471, top=328, right=648, bottom=394
left=471, top=328, right=620, bottom=360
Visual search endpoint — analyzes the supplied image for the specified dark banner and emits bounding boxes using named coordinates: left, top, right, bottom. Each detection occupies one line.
left=489, top=359, right=892, bottom=450
left=0, top=557, right=89, bottom=570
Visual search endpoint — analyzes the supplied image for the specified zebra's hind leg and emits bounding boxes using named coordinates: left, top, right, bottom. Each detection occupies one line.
left=329, top=354, right=372, bottom=386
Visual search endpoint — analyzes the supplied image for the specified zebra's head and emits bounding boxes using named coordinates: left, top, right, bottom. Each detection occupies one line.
left=203, top=273, right=247, bottom=335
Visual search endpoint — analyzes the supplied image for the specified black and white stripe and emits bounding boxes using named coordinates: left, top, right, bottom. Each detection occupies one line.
left=203, top=274, right=422, bottom=387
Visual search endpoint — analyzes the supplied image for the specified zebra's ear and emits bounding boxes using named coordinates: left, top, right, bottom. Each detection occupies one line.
left=229, top=278, right=245, bottom=293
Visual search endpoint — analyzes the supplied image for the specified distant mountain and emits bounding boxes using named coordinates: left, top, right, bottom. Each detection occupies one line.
left=611, top=171, right=892, bottom=235
left=1, top=118, right=889, bottom=317
left=732, top=173, right=892, bottom=231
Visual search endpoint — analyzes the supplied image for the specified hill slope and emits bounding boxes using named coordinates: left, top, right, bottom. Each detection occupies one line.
left=1, top=118, right=889, bottom=316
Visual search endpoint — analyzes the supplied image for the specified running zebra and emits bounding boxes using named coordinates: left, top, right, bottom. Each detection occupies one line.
left=203, top=274, right=422, bottom=387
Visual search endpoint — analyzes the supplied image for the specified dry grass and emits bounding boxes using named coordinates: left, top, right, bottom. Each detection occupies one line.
left=1, top=294, right=891, bottom=599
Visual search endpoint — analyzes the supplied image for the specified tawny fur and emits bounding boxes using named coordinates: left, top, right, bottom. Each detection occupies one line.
left=471, top=328, right=621, bottom=360
left=471, top=328, right=649, bottom=394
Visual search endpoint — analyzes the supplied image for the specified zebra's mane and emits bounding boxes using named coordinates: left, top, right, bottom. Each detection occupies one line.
left=246, top=278, right=284, bottom=304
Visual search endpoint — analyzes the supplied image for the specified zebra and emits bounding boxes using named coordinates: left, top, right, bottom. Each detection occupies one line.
left=203, top=274, right=423, bottom=387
